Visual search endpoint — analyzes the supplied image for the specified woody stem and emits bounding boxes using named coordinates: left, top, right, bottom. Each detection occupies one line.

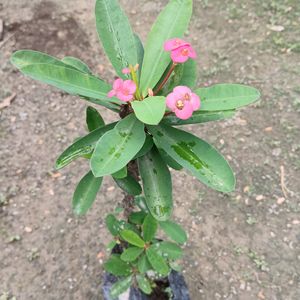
left=153, top=63, right=176, bottom=95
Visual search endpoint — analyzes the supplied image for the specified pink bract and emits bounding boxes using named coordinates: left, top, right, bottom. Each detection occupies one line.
left=170, top=45, right=197, bottom=63
left=164, top=38, right=190, bottom=51
left=166, top=86, right=200, bottom=120
left=107, top=78, right=136, bottom=102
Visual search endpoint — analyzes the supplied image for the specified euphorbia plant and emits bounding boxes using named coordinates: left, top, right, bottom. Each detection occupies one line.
left=10, top=0, right=260, bottom=298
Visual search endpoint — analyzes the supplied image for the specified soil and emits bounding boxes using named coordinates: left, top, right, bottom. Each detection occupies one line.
left=1, top=0, right=300, bottom=299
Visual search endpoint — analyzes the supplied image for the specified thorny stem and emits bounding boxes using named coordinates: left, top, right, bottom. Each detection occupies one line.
left=153, top=63, right=176, bottom=95
left=122, top=160, right=140, bottom=218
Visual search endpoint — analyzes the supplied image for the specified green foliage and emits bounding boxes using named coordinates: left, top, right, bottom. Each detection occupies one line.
left=95, top=0, right=137, bottom=78
left=86, top=106, right=105, bottom=131
left=140, top=0, right=193, bottom=96
left=120, top=230, right=145, bottom=248
left=105, top=214, right=120, bottom=236
left=91, top=114, right=145, bottom=177
left=55, top=122, right=117, bottom=169
left=61, top=56, right=92, bottom=74
left=148, top=124, right=235, bottom=193
left=113, top=174, right=142, bottom=196
left=163, top=110, right=236, bottom=126
left=159, top=220, right=188, bottom=244
left=120, top=247, right=144, bottom=262
left=112, top=167, right=127, bottom=179
left=104, top=255, right=132, bottom=276
left=72, top=171, right=103, bottom=215
left=157, top=241, right=183, bottom=259
left=196, top=84, right=260, bottom=110
left=138, top=148, right=173, bottom=221
left=136, top=275, right=152, bottom=295
left=142, top=214, right=158, bottom=242
left=146, top=246, right=170, bottom=276
left=131, top=97, right=166, bottom=125
left=110, top=276, right=132, bottom=299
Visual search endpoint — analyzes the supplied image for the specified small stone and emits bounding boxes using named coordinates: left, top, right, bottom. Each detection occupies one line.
left=277, top=197, right=285, bottom=205
left=292, top=220, right=300, bottom=225
left=24, top=226, right=33, bottom=233
left=256, top=195, right=265, bottom=201
left=264, top=126, right=273, bottom=132
left=258, top=290, right=266, bottom=299
left=267, top=25, right=285, bottom=32
left=239, top=280, right=246, bottom=290
left=107, top=186, right=115, bottom=192
left=243, top=186, right=250, bottom=193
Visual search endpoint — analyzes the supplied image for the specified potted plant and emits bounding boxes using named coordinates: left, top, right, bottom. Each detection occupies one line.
left=10, top=0, right=260, bottom=299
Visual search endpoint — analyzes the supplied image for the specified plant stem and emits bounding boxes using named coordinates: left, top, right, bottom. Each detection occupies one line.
left=122, top=160, right=140, bottom=218
left=153, top=63, right=176, bottom=95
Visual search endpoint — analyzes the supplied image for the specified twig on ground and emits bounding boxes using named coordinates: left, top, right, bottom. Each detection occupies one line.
left=280, top=165, right=293, bottom=199
left=0, top=19, right=3, bottom=41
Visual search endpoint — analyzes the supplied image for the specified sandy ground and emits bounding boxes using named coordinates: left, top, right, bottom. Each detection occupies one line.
left=0, top=0, right=300, bottom=299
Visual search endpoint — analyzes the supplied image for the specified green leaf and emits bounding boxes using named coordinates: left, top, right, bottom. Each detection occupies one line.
left=131, top=97, right=166, bottom=125
left=113, top=174, right=142, bottom=196
left=196, top=84, right=260, bottom=111
left=110, top=276, right=132, bottom=299
left=86, top=106, right=105, bottom=131
left=136, top=275, right=152, bottom=295
left=120, top=247, right=144, bottom=262
left=129, top=211, right=147, bottom=225
left=156, top=241, right=183, bottom=259
left=140, top=0, right=193, bottom=96
left=120, top=230, right=145, bottom=248
left=163, top=110, right=236, bottom=126
left=104, top=255, right=132, bottom=276
left=61, top=56, right=92, bottom=74
left=112, top=166, right=128, bottom=179
left=161, top=59, right=197, bottom=95
left=16, top=62, right=120, bottom=103
left=158, top=148, right=183, bottom=170
left=95, top=0, right=137, bottom=78
left=138, top=254, right=152, bottom=274
left=11, top=50, right=75, bottom=70
left=72, top=171, right=103, bottom=215
left=91, top=114, right=146, bottom=177
left=106, top=240, right=117, bottom=252
left=146, top=246, right=169, bottom=276
left=134, top=196, right=150, bottom=213
left=133, top=135, right=154, bottom=159
left=134, top=34, right=144, bottom=78
left=138, top=148, right=172, bottom=221
left=159, top=220, right=187, bottom=244
left=148, top=124, right=235, bottom=192
left=56, top=122, right=116, bottom=170
left=142, top=214, right=158, bottom=242
left=105, top=214, right=120, bottom=236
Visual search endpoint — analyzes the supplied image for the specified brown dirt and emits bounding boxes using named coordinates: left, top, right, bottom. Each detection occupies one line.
left=1, top=0, right=299, bottom=299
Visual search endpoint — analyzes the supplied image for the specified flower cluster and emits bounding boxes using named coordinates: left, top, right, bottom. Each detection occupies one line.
left=108, top=38, right=200, bottom=120
left=107, top=78, right=136, bottom=102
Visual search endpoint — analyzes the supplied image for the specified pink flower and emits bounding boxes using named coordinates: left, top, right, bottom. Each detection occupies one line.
left=107, top=78, right=136, bottom=102
left=166, top=86, right=200, bottom=120
left=164, top=38, right=190, bottom=51
left=164, top=38, right=197, bottom=64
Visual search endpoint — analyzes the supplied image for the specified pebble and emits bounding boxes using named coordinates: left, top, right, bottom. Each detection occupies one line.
left=256, top=195, right=265, bottom=201
left=24, top=226, right=33, bottom=233
left=277, top=197, right=285, bottom=205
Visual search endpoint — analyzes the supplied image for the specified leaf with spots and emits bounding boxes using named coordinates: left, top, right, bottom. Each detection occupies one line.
left=91, top=114, right=146, bottom=177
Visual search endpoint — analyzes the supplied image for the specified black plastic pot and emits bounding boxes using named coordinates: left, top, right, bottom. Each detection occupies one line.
left=102, top=270, right=190, bottom=300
